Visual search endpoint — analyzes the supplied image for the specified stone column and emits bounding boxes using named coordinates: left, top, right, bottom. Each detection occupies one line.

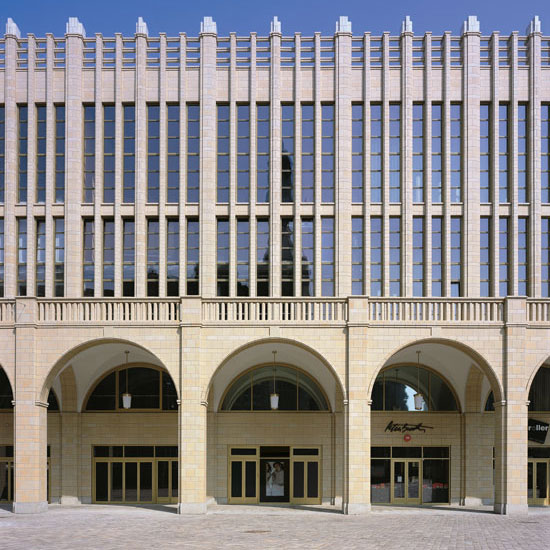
left=345, top=298, right=371, bottom=513
left=178, top=298, right=206, bottom=513
left=13, top=297, right=48, bottom=513
left=494, top=296, right=528, bottom=514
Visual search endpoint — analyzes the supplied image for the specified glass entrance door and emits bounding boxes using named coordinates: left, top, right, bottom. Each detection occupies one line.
left=0, top=460, right=12, bottom=502
left=228, top=448, right=258, bottom=504
left=528, top=460, right=549, bottom=505
left=157, top=460, right=178, bottom=503
left=291, top=448, right=321, bottom=505
left=392, top=460, right=421, bottom=504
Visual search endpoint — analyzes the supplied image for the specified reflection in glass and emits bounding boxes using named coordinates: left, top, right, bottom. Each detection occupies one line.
left=321, top=217, right=334, bottom=296
left=167, top=105, right=180, bottom=203
left=167, top=219, right=179, bottom=296
left=422, top=459, right=449, bottom=503
left=103, top=219, right=115, bottom=296
left=301, top=219, right=314, bottom=296
left=281, top=218, right=294, bottom=296
left=217, top=104, right=230, bottom=203
left=147, top=219, right=159, bottom=296
left=187, top=105, right=200, bottom=203
left=256, top=219, right=269, bottom=296
left=371, top=459, right=391, bottom=503
left=301, top=104, right=314, bottom=202
left=352, top=217, right=364, bottom=295
left=432, top=217, right=443, bottom=296
left=217, top=219, right=229, bottom=296
left=370, top=104, right=382, bottom=202
left=352, top=104, right=364, bottom=203
left=257, top=104, right=270, bottom=203
left=123, top=105, right=135, bottom=203
left=103, top=105, right=115, bottom=203
left=237, top=104, right=250, bottom=203
left=237, top=219, right=250, bottom=296
left=281, top=105, right=294, bottom=202
left=186, top=219, right=199, bottom=295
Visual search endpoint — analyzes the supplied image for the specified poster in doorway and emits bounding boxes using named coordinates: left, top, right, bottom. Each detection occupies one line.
left=265, top=461, right=285, bottom=496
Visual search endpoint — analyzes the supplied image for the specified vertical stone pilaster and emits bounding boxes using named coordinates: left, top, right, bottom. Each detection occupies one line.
left=269, top=29, right=281, bottom=296
left=158, top=33, right=168, bottom=297
left=26, top=35, right=36, bottom=297
left=424, top=33, right=433, bottom=295
left=229, top=33, right=237, bottom=297
left=13, top=298, right=48, bottom=513
left=249, top=33, right=258, bottom=297
left=381, top=32, right=390, bottom=297
left=442, top=32, right=451, bottom=296
left=199, top=30, right=217, bottom=298
left=336, top=28, right=352, bottom=297
left=490, top=32, right=500, bottom=298
left=59, top=367, right=79, bottom=504
left=293, top=33, right=302, bottom=297
left=313, top=33, right=322, bottom=297
left=114, top=33, right=123, bottom=297
left=65, top=29, right=85, bottom=297
left=362, top=33, right=371, bottom=294
left=178, top=33, right=188, bottom=296
left=93, top=34, right=103, bottom=298
left=45, top=34, right=55, bottom=298
left=510, top=33, right=519, bottom=295
left=463, top=28, right=481, bottom=296
left=135, top=30, right=147, bottom=297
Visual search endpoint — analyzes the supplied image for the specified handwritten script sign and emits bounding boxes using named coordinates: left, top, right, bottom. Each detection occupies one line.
left=384, top=421, right=434, bottom=434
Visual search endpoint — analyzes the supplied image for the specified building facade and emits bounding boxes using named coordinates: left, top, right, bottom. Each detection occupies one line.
left=1, top=13, right=550, bottom=514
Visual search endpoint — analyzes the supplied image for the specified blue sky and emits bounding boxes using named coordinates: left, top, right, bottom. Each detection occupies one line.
left=2, top=0, right=549, bottom=36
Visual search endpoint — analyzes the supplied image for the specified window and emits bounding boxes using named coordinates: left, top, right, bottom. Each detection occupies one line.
left=0, top=106, right=4, bottom=203
left=123, top=105, right=135, bottom=203
left=83, top=219, right=94, bottom=296
left=529, top=367, right=550, bottom=411
left=236, top=219, right=249, bottom=296
left=281, top=105, right=294, bottom=202
left=351, top=217, right=363, bottom=295
left=83, top=105, right=95, bottom=203
left=432, top=217, right=443, bottom=297
left=0, top=219, right=4, bottom=297
left=281, top=217, right=294, bottom=296
left=256, top=218, right=269, bottom=296
left=321, top=217, right=335, bottom=296
left=370, top=104, right=382, bottom=202
left=237, top=105, right=250, bottom=203
left=103, top=105, right=115, bottom=203
left=186, top=219, right=199, bottom=295
left=543, top=218, right=550, bottom=297
left=85, top=367, right=177, bottom=411
left=18, top=105, right=28, bottom=203
left=372, top=366, right=458, bottom=411
left=147, top=104, right=160, bottom=203
left=36, top=105, right=46, bottom=203
left=36, top=219, right=46, bottom=297
left=432, top=104, right=442, bottom=203
left=256, top=104, right=270, bottom=203
left=221, top=365, right=329, bottom=411
left=166, top=219, right=179, bottom=296
left=17, top=218, right=27, bottom=296
left=450, top=104, right=462, bottom=203
left=167, top=105, right=179, bottom=203
left=55, top=105, right=65, bottom=203
left=389, top=217, right=401, bottom=296
left=321, top=104, right=334, bottom=203
left=480, top=217, right=491, bottom=297
left=389, top=104, right=401, bottom=203
left=412, top=104, right=424, bottom=202
left=217, top=104, right=230, bottom=203
left=518, top=103, right=528, bottom=203
left=147, top=219, right=159, bottom=296
left=301, top=104, right=314, bottom=203
left=480, top=104, right=490, bottom=203
left=217, top=219, right=229, bottom=296
left=54, top=218, right=64, bottom=297
left=352, top=104, right=364, bottom=203
left=0, top=369, right=13, bottom=409
left=543, top=105, right=550, bottom=203
left=123, top=219, right=135, bottom=296
left=413, top=217, right=424, bottom=296
left=450, top=217, right=462, bottom=296
left=103, top=219, right=115, bottom=296
left=370, top=217, right=382, bottom=296
left=518, top=217, right=528, bottom=296
left=499, top=217, right=509, bottom=296
left=187, top=104, right=200, bottom=203
left=301, top=218, right=314, bottom=296
left=499, top=104, right=509, bottom=203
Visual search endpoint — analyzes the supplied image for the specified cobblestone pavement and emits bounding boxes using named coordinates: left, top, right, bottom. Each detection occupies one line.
left=1, top=504, right=550, bottom=550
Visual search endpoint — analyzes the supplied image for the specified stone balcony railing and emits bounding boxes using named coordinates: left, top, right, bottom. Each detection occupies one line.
left=0, top=296, right=546, bottom=327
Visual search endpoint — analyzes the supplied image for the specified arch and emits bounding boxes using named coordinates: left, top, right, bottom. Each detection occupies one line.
left=368, top=337, right=504, bottom=407
left=204, top=337, right=346, bottom=412
left=0, top=366, right=13, bottom=409
left=39, top=337, right=179, bottom=407
left=525, top=354, right=550, bottom=395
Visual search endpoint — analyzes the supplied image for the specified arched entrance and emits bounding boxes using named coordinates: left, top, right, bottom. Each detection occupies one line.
left=526, top=359, right=550, bottom=505
left=40, top=339, right=179, bottom=506
left=369, top=339, right=502, bottom=508
left=206, top=339, right=345, bottom=508
left=0, top=368, right=13, bottom=504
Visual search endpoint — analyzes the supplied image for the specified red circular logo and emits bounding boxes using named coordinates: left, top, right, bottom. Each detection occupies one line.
left=404, top=434, right=412, bottom=442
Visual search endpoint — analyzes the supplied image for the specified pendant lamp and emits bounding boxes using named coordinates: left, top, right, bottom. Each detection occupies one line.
left=122, top=350, right=132, bottom=409
left=413, top=350, right=424, bottom=411
left=270, top=350, right=279, bottom=410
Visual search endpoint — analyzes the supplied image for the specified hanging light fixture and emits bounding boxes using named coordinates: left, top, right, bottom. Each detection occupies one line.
left=270, top=350, right=279, bottom=410
left=413, top=350, right=424, bottom=411
left=122, top=350, right=132, bottom=409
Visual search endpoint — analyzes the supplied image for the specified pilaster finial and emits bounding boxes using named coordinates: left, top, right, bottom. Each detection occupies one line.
left=527, top=15, right=541, bottom=35
left=336, top=16, right=352, bottom=33
left=5, top=17, right=21, bottom=39
left=463, top=15, right=480, bottom=34
left=66, top=17, right=86, bottom=37
left=136, top=16, right=148, bottom=36
left=200, top=16, right=217, bottom=34
left=401, top=16, right=413, bottom=34
left=271, top=16, right=281, bottom=34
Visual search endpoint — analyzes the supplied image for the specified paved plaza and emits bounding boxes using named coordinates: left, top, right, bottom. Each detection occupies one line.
left=1, top=505, right=550, bottom=550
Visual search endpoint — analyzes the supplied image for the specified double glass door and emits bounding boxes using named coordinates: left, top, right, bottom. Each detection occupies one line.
left=392, top=460, right=421, bottom=504
left=229, top=446, right=321, bottom=505
left=528, top=460, right=549, bottom=505
left=0, top=459, right=13, bottom=502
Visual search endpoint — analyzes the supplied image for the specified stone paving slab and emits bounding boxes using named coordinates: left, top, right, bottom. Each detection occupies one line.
left=1, top=505, right=550, bottom=550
